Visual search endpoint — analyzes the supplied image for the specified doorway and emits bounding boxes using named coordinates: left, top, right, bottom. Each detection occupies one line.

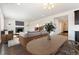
left=54, top=15, right=68, bottom=36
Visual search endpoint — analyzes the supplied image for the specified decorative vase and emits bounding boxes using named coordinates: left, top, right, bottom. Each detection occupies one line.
left=48, top=32, right=51, bottom=40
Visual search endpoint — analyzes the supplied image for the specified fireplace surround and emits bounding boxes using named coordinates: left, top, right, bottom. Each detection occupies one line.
left=16, top=27, right=24, bottom=33
left=75, top=31, right=79, bottom=42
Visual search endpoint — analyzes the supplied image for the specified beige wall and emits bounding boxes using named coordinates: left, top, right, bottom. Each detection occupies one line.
left=61, top=19, right=68, bottom=31
left=63, top=21, right=68, bottom=31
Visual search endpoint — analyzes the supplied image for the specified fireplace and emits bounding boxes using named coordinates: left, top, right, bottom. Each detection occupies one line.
left=16, top=27, right=24, bottom=33
left=75, top=31, right=79, bottom=42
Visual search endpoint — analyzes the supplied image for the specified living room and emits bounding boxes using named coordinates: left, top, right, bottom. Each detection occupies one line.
left=0, top=3, right=79, bottom=55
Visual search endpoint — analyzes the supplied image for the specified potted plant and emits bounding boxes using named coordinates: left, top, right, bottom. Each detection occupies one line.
left=44, top=22, right=55, bottom=40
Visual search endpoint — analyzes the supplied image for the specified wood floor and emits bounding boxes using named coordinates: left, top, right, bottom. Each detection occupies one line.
left=0, top=40, right=79, bottom=55
left=0, top=35, right=68, bottom=55
left=0, top=43, right=32, bottom=55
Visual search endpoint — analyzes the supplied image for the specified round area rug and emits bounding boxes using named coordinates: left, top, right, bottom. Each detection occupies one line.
left=26, top=35, right=67, bottom=55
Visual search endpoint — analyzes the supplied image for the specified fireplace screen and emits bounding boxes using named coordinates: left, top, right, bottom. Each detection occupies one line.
left=75, top=31, right=79, bottom=42
left=16, top=27, right=24, bottom=33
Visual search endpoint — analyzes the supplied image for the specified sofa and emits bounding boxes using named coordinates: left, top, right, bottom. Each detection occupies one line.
left=19, top=31, right=48, bottom=48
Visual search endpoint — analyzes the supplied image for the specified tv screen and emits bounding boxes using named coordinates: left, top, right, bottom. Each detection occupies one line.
left=15, top=21, right=24, bottom=26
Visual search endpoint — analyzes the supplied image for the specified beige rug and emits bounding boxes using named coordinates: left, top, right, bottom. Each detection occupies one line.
left=26, top=35, right=67, bottom=55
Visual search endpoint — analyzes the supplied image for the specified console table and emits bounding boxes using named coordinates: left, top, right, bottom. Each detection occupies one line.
left=1, top=31, right=13, bottom=43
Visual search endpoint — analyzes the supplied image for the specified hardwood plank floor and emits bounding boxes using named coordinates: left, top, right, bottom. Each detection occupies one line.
left=0, top=43, right=32, bottom=55
left=0, top=35, right=68, bottom=55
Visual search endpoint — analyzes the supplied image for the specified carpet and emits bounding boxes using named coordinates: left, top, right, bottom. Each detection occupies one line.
left=56, top=40, right=79, bottom=55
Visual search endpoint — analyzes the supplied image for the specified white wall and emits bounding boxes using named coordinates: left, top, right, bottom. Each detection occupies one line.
left=4, top=18, right=15, bottom=32
left=0, top=8, right=4, bottom=31
left=28, top=17, right=54, bottom=31
left=0, top=7, right=4, bottom=43
left=68, top=11, right=79, bottom=41
left=53, top=19, right=64, bottom=34
left=4, top=18, right=26, bottom=34
left=24, top=20, right=31, bottom=32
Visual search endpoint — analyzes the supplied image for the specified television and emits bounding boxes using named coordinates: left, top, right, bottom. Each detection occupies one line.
left=15, top=21, right=24, bottom=26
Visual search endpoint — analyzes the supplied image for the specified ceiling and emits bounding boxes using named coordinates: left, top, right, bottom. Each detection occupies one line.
left=0, top=3, right=79, bottom=21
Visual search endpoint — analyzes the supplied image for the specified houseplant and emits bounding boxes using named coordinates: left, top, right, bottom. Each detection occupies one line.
left=44, top=22, right=55, bottom=40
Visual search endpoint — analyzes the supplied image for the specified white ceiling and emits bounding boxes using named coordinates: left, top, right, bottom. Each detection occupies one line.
left=0, top=3, right=79, bottom=21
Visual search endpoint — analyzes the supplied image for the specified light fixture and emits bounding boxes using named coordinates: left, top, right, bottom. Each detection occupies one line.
left=36, top=24, right=39, bottom=27
left=43, top=3, right=54, bottom=10
left=17, top=3, right=21, bottom=5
